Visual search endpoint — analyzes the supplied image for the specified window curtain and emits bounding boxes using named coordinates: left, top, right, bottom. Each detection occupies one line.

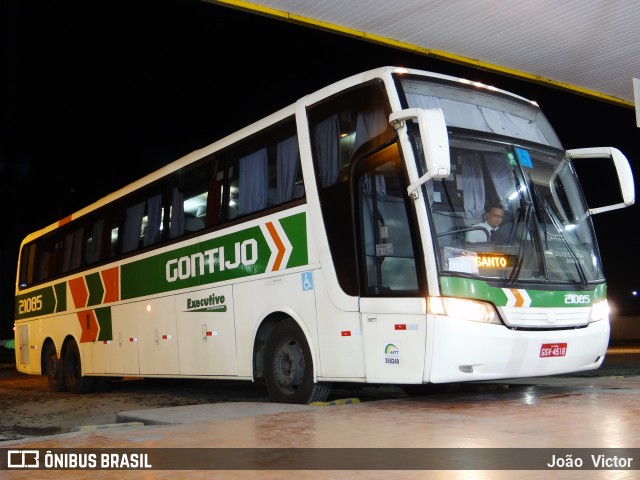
left=405, top=93, right=491, bottom=131
left=38, top=251, right=51, bottom=281
left=239, top=148, right=268, bottom=215
left=480, top=107, right=548, bottom=144
left=313, top=115, right=340, bottom=187
left=85, top=219, right=105, bottom=264
left=405, top=93, right=551, bottom=146
left=459, top=154, right=485, bottom=219
left=352, top=108, right=388, bottom=154
left=484, top=153, right=514, bottom=206
left=276, top=135, right=299, bottom=203
left=143, top=194, right=162, bottom=247
left=122, top=201, right=144, bottom=253
left=170, top=187, right=184, bottom=239
left=62, top=229, right=83, bottom=272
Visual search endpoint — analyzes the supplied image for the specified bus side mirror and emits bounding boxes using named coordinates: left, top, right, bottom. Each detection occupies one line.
left=567, top=147, right=635, bottom=214
left=390, top=107, right=451, bottom=199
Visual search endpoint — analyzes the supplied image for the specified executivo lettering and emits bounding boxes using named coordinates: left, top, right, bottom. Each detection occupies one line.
left=166, top=239, right=258, bottom=283
left=186, top=292, right=227, bottom=312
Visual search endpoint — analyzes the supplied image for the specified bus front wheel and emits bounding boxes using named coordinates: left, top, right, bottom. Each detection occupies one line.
left=264, top=319, right=331, bottom=404
left=63, top=339, right=95, bottom=394
left=44, top=343, right=66, bottom=392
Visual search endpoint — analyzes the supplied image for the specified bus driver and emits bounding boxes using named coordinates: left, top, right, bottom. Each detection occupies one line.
left=466, top=203, right=505, bottom=243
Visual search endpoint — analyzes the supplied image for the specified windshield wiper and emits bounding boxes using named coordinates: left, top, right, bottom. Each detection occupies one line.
left=506, top=171, right=541, bottom=287
left=527, top=173, right=550, bottom=250
left=542, top=201, right=589, bottom=289
left=506, top=201, right=532, bottom=287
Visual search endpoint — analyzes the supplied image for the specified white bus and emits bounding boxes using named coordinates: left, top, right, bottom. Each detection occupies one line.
left=14, top=66, right=635, bottom=404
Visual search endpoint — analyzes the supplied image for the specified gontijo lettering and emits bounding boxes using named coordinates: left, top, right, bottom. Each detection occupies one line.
left=166, top=240, right=258, bottom=282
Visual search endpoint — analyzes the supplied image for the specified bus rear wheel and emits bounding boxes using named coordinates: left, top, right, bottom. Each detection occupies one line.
left=265, top=319, right=331, bottom=404
left=44, top=342, right=66, bottom=392
left=63, top=339, right=95, bottom=394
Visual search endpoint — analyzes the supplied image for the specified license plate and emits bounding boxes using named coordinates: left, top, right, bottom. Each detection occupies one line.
left=540, top=343, right=567, bottom=358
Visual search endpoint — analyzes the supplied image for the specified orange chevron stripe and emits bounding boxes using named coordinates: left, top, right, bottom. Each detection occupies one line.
left=77, top=310, right=99, bottom=343
left=101, top=266, right=119, bottom=303
left=68, top=277, right=88, bottom=309
left=510, top=288, right=525, bottom=307
left=265, top=221, right=285, bottom=271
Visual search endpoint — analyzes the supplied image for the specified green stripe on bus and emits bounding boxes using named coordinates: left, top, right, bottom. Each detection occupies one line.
left=439, top=276, right=606, bottom=307
left=14, top=213, right=309, bottom=317
left=280, top=212, right=308, bottom=268
left=86, top=272, right=104, bottom=307
left=54, top=282, right=66, bottom=312
left=121, top=212, right=308, bottom=300
left=15, top=282, right=66, bottom=320
left=95, top=307, right=113, bottom=342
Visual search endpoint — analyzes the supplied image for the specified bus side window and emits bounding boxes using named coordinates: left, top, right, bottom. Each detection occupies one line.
left=109, top=222, right=119, bottom=257
left=18, top=243, right=37, bottom=287
left=273, top=135, right=303, bottom=204
left=36, top=235, right=61, bottom=282
left=61, top=227, right=83, bottom=273
left=169, top=186, right=183, bottom=239
left=85, top=219, right=105, bottom=265
left=122, top=201, right=145, bottom=253
left=314, top=115, right=341, bottom=187
left=120, top=192, right=164, bottom=253
left=175, top=158, right=215, bottom=235
left=206, top=163, right=224, bottom=228
left=238, top=148, right=268, bottom=217
left=84, top=209, right=119, bottom=264
left=141, top=194, right=163, bottom=247
left=227, top=121, right=302, bottom=220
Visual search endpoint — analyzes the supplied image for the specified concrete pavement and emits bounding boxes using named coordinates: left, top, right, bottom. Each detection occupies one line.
left=1, top=343, right=639, bottom=479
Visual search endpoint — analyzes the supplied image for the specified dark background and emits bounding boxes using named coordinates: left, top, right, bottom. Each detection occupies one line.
left=2, top=0, right=638, bottom=340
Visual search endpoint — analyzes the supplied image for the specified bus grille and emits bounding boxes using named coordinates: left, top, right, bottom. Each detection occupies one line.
left=498, top=306, right=590, bottom=329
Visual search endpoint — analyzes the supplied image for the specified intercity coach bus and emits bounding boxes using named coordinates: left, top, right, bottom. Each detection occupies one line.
left=14, top=67, right=635, bottom=403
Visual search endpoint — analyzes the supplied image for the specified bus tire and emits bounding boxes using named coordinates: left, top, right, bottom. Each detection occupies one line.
left=63, top=339, right=95, bottom=394
left=44, top=342, right=66, bottom=392
left=265, top=319, right=331, bottom=404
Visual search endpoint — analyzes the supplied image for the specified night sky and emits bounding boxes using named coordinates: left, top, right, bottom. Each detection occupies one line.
left=2, top=0, right=639, bottom=339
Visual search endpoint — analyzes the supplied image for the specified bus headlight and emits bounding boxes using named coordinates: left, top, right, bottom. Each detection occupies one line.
left=428, top=297, right=501, bottom=324
left=589, top=299, right=610, bottom=323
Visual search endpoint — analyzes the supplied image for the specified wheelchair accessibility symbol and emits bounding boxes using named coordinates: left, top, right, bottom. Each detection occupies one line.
left=301, top=271, right=314, bottom=291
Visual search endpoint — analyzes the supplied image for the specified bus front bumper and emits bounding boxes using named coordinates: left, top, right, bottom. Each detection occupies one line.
left=427, top=315, right=609, bottom=383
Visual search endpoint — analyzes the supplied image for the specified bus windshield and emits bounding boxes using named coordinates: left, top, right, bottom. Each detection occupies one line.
left=423, top=137, right=602, bottom=286
left=396, top=72, right=602, bottom=287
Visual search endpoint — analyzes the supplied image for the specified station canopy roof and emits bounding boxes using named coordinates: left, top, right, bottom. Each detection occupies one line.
left=206, top=0, right=640, bottom=110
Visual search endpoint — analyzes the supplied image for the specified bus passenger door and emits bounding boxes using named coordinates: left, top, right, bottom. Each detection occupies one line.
left=175, top=284, right=238, bottom=376
left=355, top=148, right=428, bottom=383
